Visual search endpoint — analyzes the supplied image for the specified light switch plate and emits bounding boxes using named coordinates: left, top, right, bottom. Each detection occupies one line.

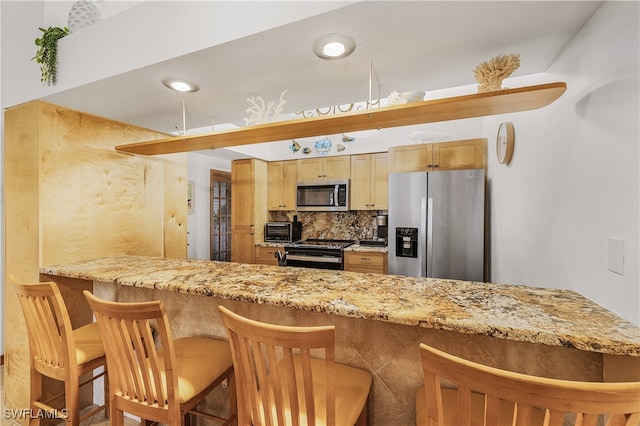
left=608, top=237, right=624, bottom=275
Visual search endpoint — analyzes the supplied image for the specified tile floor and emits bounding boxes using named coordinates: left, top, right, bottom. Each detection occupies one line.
left=0, top=364, right=137, bottom=425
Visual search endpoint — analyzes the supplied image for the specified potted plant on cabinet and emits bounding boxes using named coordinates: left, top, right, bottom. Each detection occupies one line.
left=33, top=26, right=69, bottom=86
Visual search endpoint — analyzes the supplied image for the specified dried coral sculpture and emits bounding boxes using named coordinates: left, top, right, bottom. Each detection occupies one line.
left=473, top=53, right=521, bottom=93
left=243, top=90, right=287, bottom=126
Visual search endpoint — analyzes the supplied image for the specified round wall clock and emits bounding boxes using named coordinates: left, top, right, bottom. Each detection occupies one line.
left=496, top=121, right=515, bottom=165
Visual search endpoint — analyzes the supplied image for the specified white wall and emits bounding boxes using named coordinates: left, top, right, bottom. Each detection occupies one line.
left=487, top=1, right=639, bottom=325
left=187, top=152, right=231, bottom=260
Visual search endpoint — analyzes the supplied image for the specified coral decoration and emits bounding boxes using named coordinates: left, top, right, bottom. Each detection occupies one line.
left=473, top=53, right=521, bottom=93
left=243, top=90, right=287, bottom=125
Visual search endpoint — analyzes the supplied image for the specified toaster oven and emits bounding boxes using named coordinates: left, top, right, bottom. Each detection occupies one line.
left=264, top=222, right=302, bottom=242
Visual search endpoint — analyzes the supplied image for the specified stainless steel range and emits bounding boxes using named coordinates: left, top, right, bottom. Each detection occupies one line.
left=283, top=239, right=355, bottom=270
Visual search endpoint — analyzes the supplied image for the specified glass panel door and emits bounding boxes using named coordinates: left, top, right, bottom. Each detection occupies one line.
left=210, top=170, right=232, bottom=261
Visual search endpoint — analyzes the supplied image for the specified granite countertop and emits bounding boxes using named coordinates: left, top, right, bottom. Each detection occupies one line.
left=41, top=255, right=640, bottom=357
left=256, top=242, right=388, bottom=253
left=255, top=242, right=288, bottom=248
left=345, top=244, right=388, bottom=253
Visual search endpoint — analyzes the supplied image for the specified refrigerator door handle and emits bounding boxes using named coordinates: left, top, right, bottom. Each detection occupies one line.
left=426, top=197, right=434, bottom=277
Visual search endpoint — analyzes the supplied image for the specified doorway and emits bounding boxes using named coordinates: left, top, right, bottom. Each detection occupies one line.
left=210, top=170, right=231, bottom=261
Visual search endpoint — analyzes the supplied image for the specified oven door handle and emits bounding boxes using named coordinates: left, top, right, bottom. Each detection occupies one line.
left=286, top=254, right=342, bottom=263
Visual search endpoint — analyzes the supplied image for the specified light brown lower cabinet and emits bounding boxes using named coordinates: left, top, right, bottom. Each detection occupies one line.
left=344, top=251, right=388, bottom=274
left=255, top=246, right=281, bottom=266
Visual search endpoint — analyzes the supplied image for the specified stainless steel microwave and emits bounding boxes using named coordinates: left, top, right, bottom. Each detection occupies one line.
left=296, top=180, right=349, bottom=212
left=264, top=222, right=302, bottom=242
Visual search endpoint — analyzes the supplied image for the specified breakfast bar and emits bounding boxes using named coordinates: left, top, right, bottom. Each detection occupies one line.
left=41, top=255, right=640, bottom=426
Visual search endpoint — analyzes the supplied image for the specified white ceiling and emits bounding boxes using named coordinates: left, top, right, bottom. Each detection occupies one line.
left=43, top=1, right=602, bottom=158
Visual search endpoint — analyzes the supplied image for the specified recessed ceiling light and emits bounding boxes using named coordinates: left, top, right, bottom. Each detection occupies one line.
left=313, top=33, right=356, bottom=60
left=323, top=41, right=346, bottom=57
left=162, top=78, right=200, bottom=93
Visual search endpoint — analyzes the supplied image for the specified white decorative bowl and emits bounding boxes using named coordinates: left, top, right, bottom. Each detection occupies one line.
left=387, top=90, right=426, bottom=105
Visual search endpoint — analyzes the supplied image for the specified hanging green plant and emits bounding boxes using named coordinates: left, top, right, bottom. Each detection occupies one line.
left=33, top=26, right=69, bottom=86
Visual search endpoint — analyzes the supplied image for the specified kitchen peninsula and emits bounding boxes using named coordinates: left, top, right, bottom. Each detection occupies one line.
left=41, top=255, right=640, bottom=426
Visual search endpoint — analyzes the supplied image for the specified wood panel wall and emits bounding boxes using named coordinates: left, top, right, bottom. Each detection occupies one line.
left=3, top=100, right=187, bottom=418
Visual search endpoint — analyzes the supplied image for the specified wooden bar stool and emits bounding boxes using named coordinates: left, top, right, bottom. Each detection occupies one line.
left=417, top=342, right=640, bottom=426
left=11, top=275, right=108, bottom=426
left=83, top=290, right=236, bottom=426
left=218, top=305, right=372, bottom=426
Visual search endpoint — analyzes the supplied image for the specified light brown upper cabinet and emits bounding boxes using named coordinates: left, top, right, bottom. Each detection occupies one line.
left=267, top=160, right=297, bottom=211
left=297, top=156, right=351, bottom=181
left=231, top=159, right=267, bottom=264
left=350, top=153, right=389, bottom=210
left=388, top=138, right=487, bottom=173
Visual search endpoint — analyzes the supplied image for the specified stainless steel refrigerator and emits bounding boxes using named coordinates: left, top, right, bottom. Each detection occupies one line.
left=388, top=169, right=485, bottom=281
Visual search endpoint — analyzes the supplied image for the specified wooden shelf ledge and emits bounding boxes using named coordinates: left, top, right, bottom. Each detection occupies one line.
left=115, top=82, right=567, bottom=156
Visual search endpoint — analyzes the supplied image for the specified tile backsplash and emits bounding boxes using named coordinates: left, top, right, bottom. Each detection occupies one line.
left=269, top=211, right=387, bottom=241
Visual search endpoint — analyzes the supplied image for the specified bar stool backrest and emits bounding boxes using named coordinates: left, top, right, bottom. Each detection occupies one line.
left=12, top=275, right=108, bottom=426
left=84, top=291, right=181, bottom=423
left=13, top=277, right=77, bottom=380
left=419, top=343, right=640, bottom=426
left=218, top=306, right=336, bottom=426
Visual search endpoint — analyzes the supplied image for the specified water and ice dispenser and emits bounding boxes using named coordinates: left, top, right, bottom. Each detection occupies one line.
left=395, top=227, right=418, bottom=258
